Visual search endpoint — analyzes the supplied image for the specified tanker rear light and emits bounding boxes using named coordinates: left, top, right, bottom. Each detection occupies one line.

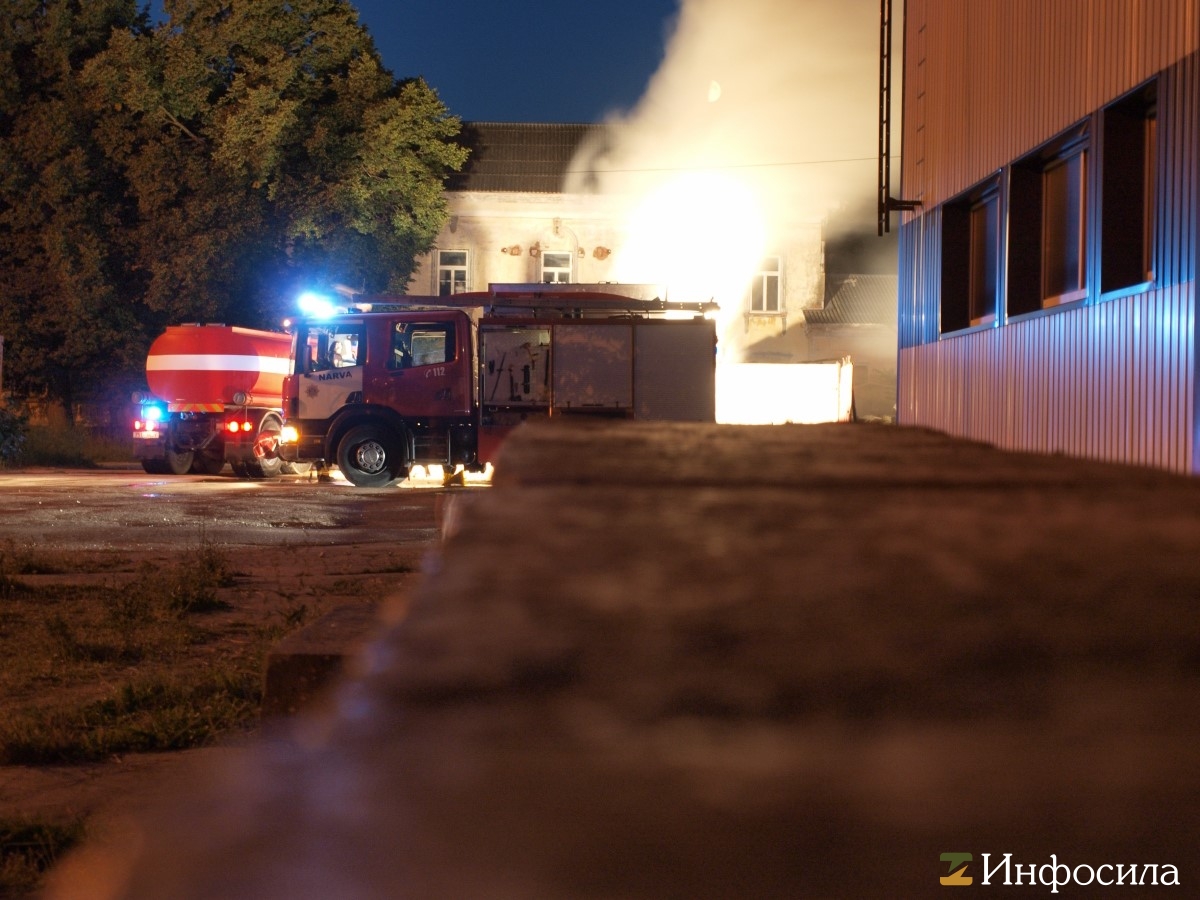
left=225, top=420, right=254, bottom=434
left=133, top=402, right=165, bottom=435
left=133, top=408, right=162, bottom=438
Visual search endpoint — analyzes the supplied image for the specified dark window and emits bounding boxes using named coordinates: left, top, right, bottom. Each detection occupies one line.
left=1102, top=82, right=1157, bottom=293
left=941, top=181, right=999, bottom=332
left=1009, top=125, right=1089, bottom=316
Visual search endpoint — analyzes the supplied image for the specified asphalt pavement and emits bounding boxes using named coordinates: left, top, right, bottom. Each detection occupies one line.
left=46, top=419, right=1200, bottom=898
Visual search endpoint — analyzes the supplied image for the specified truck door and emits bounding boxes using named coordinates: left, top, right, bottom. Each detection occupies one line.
left=365, top=311, right=472, bottom=418
left=294, top=320, right=365, bottom=421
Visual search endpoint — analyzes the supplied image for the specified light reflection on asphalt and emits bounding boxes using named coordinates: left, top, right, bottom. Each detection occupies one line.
left=0, top=467, right=485, bottom=551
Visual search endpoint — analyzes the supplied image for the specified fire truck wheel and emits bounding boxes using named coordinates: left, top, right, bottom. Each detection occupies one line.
left=164, top=446, right=194, bottom=475
left=245, top=455, right=283, bottom=479
left=336, top=425, right=406, bottom=488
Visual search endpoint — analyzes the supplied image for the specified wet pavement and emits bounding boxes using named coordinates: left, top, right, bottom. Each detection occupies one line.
left=44, top=421, right=1200, bottom=898
left=0, top=468, right=441, bottom=551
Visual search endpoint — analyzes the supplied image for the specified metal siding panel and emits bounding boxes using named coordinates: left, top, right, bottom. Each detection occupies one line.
left=900, top=286, right=1194, bottom=472
left=902, top=0, right=1199, bottom=210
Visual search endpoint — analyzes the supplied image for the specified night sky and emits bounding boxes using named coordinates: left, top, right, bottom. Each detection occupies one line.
left=351, top=0, right=680, bottom=123
left=147, top=0, right=682, bottom=124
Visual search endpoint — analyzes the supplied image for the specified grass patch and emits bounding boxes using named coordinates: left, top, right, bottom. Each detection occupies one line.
left=0, top=537, right=271, bottom=765
left=12, top=423, right=130, bottom=468
left=1, top=673, right=261, bottom=765
left=0, top=817, right=86, bottom=897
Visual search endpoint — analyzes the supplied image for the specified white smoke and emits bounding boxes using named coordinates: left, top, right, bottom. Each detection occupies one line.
left=567, top=0, right=883, bottom=236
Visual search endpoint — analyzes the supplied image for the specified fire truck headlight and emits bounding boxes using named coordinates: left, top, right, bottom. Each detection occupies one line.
left=281, top=425, right=299, bottom=444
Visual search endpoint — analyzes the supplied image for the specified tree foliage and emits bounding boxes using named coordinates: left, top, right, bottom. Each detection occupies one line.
left=0, top=0, right=467, bottom=417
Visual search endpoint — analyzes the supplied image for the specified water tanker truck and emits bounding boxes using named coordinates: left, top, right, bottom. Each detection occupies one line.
left=132, top=324, right=298, bottom=476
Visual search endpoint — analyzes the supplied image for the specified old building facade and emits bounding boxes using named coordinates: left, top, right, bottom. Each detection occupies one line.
left=410, top=122, right=897, bottom=419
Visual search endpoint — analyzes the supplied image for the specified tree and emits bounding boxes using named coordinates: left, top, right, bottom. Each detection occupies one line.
left=0, top=0, right=468, bottom=418
left=85, top=0, right=468, bottom=326
left=0, top=1, right=149, bottom=417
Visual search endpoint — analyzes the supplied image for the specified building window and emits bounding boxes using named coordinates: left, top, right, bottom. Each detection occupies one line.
left=1009, top=125, right=1089, bottom=316
left=749, top=257, right=782, bottom=313
left=1102, top=81, right=1157, bottom=293
left=437, top=250, right=468, bottom=295
left=941, top=180, right=1000, bottom=332
left=541, top=251, right=572, bottom=283
left=1042, top=152, right=1086, bottom=301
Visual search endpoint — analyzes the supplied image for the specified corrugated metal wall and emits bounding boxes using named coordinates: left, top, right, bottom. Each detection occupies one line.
left=899, top=283, right=1195, bottom=471
left=903, top=0, right=1198, bottom=207
left=897, top=0, right=1200, bottom=473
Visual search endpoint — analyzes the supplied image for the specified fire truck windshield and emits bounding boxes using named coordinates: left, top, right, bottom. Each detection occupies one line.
left=304, top=323, right=361, bottom=371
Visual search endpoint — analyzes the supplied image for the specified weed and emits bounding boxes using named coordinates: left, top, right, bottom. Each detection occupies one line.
left=129, top=535, right=234, bottom=615
left=42, top=613, right=84, bottom=663
left=105, top=591, right=156, bottom=658
left=0, top=817, right=85, bottom=897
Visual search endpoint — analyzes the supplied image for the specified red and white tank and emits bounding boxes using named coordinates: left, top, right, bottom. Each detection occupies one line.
left=145, top=325, right=292, bottom=412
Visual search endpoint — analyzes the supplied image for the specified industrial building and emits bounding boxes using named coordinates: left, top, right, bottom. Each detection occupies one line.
left=894, top=0, right=1199, bottom=472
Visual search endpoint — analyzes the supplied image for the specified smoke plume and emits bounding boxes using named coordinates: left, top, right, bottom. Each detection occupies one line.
left=567, top=0, right=883, bottom=238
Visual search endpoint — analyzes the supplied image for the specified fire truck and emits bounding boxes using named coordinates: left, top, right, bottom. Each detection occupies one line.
left=280, top=284, right=717, bottom=486
left=132, top=324, right=299, bottom=477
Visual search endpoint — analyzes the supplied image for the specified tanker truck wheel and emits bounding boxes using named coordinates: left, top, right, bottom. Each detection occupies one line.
left=336, top=425, right=407, bottom=488
left=141, top=459, right=169, bottom=475
left=190, top=448, right=225, bottom=475
left=164, top=446, right=194, bottom=475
